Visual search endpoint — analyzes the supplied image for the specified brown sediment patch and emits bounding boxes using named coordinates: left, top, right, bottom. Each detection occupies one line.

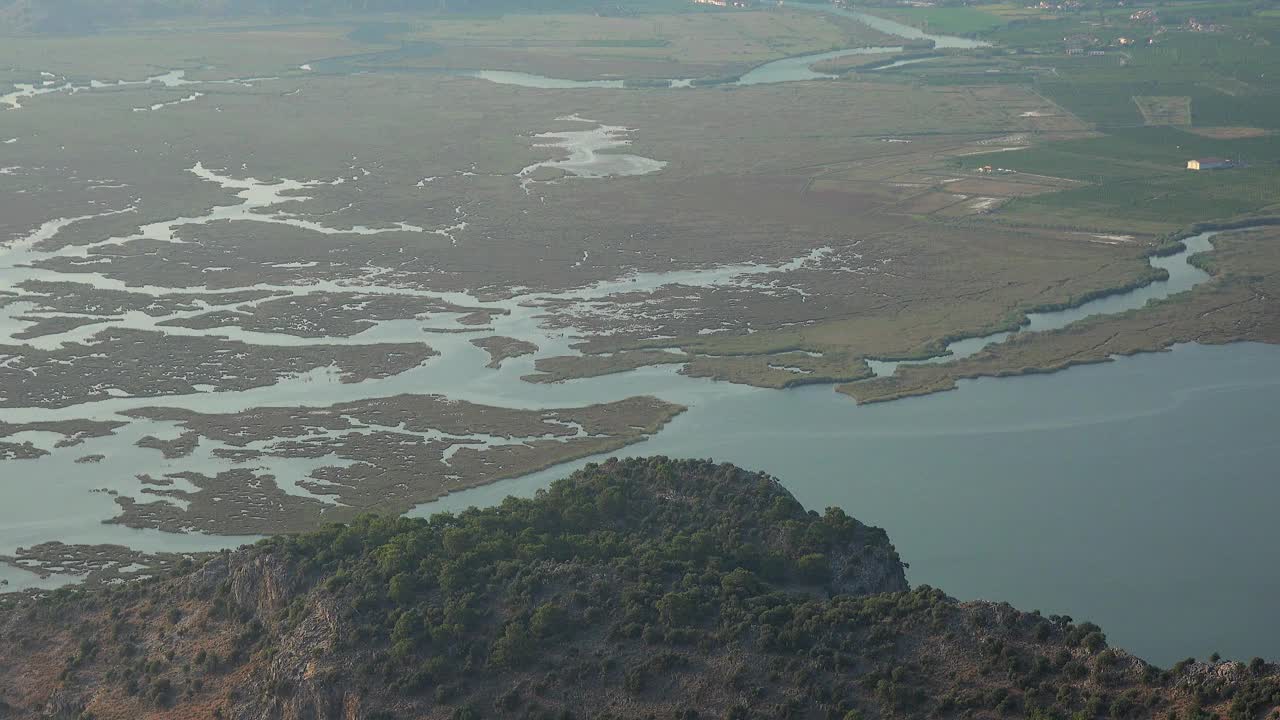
left=137, top=432, right=200, bottom=460
left=524, top=349, right=692, bottom=384
left=0, top=328, right=435, bottom=409
left=211, top=448, right=263, bottom=463
left=14, top=280, right=281, bottom=317
left=423, top=326, right=493, bottom=334
left=680, top=350, right=873, bottom=389
left=111, top=394, right=686, bottom=535
left=0, top=442, right=46, bottom=461
left=471, top=336, right=539, bottom=369
left=0, top=419, right=126, bottom=453
left=0, top=542, right=211, bottom=590
left=810, top=52, right=901, bottom=74
left=117, top=468, right=331, bottom=535
left=12, top=315, right=110, bottom=339
left=158, top=292, right=499, bottom=338
left=456, top=309, right=503, bottom=326
left=528, top=348, right=872, bottom=389
left=32, top=220, right=461, bottom=292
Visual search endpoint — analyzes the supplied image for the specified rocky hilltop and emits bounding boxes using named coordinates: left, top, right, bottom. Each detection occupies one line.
left=1, top=458, right=1277, bottom=719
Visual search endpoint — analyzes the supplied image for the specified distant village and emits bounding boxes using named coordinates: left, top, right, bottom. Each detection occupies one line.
left=688, top=0, right=1231, bottom=45
left=686, top=0, right=1236, bottom=67
left=1058, top=10, right=1224, bottom=54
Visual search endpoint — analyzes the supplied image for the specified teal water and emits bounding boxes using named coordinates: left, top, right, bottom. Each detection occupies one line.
left=811, top=3, right=990, bottom=48
left=419, top=342, right=1280, bottom=667
left=735, top=45, right=902, bottom=85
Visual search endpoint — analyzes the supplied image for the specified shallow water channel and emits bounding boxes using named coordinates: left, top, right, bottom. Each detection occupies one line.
left=867, top=230, right=1216, bottom=376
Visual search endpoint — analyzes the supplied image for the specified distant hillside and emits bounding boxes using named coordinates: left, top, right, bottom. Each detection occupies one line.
left=2, top=457, right=1279, bottom=719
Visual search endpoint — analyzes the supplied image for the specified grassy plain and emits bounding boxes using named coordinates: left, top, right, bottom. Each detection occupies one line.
left=0, top=23, right=371, bottom=77
left=956, top=127, right=1280, bottom=232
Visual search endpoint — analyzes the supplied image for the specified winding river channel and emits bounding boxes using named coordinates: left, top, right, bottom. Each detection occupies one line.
left=322, top=2, right=988, bottom=89
left=2, top=7, right=1278, bottom=668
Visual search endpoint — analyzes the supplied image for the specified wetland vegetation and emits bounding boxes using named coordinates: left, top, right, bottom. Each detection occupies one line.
left=2, top=0, right=1280, bottom=701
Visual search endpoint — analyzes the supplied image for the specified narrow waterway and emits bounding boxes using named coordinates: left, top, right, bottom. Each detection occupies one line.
left=868, top=230, right=1217, bottom=376
left=734, top=45, right=903, bottom=85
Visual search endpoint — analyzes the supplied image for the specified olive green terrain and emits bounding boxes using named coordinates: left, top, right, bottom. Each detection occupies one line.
left=3, top=458, right=1279, bottom=719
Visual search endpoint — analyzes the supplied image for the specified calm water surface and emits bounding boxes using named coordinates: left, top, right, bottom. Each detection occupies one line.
left=421, top=342, right=1280, bottom=666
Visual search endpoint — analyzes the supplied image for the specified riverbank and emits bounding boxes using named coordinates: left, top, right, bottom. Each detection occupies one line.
left=416, top=342, right=1280, bottom=666
left=844, top=223, right=1280, bottom=403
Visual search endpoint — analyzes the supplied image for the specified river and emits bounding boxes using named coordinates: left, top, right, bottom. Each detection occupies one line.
left=419, top=341, right=1280, bottom=667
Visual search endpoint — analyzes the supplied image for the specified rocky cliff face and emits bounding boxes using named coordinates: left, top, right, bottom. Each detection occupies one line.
left=0, top=457, right=1277, bottom=720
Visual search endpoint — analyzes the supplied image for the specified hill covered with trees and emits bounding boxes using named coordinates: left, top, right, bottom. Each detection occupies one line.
left=1, top=457, right=1279, bottom=719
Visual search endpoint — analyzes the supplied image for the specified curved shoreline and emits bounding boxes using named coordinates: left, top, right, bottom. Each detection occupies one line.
left=844, top=220, right=1280, bottom=403
left=1148, top=215, right=1280, bottom=256
left=859, top=224, right=1235, bottom=381
left=453, top=4, right=980, bottom=90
